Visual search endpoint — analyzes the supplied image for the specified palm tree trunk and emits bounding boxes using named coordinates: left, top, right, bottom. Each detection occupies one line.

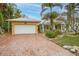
left=8, top=13, right=11, bottom=33
left=8, top=21, right=10, bottom=33
left=50, top=7, right=53, bottom=31
left=0, top=11, right=4, bottom=28
left=67, top=4, right=72, bottom=32
left=66, top=6, right=69, bottom=32
left=72, top=11, right=75, bottom=30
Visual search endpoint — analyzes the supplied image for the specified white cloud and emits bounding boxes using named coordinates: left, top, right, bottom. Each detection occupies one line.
left=25, top=3, right=41, bottom=8
left=16, top=3, right=41, bottom=8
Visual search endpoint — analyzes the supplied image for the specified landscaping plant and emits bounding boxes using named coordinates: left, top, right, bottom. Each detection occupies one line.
left=45, top=30, right=61, bottom=38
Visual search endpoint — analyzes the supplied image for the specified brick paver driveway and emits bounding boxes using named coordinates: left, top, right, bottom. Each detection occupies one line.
left=0, top=34, right=74, bottom=56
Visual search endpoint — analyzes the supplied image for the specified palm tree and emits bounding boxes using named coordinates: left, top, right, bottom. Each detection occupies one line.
left=7, top=4, right=22, bottom=32
left=0, top=3, right=7, bottom=28
left=41, top=3, right=62, bottom=30
left=7, top=4, right=17, bottom=32
left=42, top=12, right=59, bottom=20
left=65, top=4, right=73, bottom=32
left=0, top=3, right=22, bottom=33
left=65, top=3, right=79, bottom=33
left=42, top=12, right=59, bottom=31
left=14, top=9, right=22, bottom=18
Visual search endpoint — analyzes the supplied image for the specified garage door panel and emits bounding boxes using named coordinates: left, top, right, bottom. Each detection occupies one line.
left=15, top=25, right=36, bottom=34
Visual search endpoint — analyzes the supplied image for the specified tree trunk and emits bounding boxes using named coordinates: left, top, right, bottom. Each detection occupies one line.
left=72, top=10, right=75, bottom=30
left=8, top=13, right=11, bottom=33
left=67, top=4, right=72, bottom=32
left=8, top=21, right=10, bottom=32
left=50, top=7, right=53, bottom=31
left=66, top=10, right=71, bottom=32
left=0, top=11, right=4, bottom=28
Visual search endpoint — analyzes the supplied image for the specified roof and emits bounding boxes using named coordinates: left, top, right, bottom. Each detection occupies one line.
left=7, top=17, right=41, bottom=22
left=40, top=20, right=50, bottom=25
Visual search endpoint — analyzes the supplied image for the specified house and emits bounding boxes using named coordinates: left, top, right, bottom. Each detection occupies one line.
left=7, top=17, right=41, bottom=35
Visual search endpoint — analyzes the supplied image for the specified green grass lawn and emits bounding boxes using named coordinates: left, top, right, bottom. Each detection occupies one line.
left=54, top=35, right=79, bottom=46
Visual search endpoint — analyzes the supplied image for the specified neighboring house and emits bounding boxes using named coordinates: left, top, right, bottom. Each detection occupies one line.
left=54, top=15, right=66, bottom=32
left=40, top=20, right=50, bottom=32
left=40, top=15, right=66, bottom=32
left=7, top=17, right=41, bottom=35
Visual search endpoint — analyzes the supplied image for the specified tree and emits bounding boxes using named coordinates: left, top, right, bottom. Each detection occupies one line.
left=42, top=12, right=59, bottom=20
left=14, top=9, right=22, bottom=18
left=42, top=12, right=59, bottom=31
left=0, top=3, right=7, bottom=28
left=0, top=3, right=22, bottom=33
left=41, top=3, right=62, bottom=30
left=65, top=3, right=79, bottom=34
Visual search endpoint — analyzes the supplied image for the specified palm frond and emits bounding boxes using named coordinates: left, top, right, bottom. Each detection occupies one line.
left=40, top=8, right=48, bottom=16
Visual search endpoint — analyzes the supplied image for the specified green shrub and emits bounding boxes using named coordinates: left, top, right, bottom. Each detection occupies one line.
left=45, top=31, right=57, bottom=38
left=54, top=30, right=61, bottom=35
left=45, top=30, right=61, bottom=38
left=3, top=22, right=8, bottom=31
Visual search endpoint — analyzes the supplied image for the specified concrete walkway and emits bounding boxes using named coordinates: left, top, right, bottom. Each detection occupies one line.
left=0, top=34, right=74, bottom=56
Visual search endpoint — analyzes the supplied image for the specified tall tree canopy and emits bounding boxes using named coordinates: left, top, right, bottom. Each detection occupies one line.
left=0, top=3, right=22, bottom=32
left=65, top=3, right=79, bottom=33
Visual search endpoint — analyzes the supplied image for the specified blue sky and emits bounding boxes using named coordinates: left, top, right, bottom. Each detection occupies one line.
left=16, top=3, right=65, bottom=20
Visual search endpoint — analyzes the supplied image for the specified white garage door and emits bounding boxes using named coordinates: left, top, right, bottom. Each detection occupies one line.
left=15, top=25, right=36, bottom=34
